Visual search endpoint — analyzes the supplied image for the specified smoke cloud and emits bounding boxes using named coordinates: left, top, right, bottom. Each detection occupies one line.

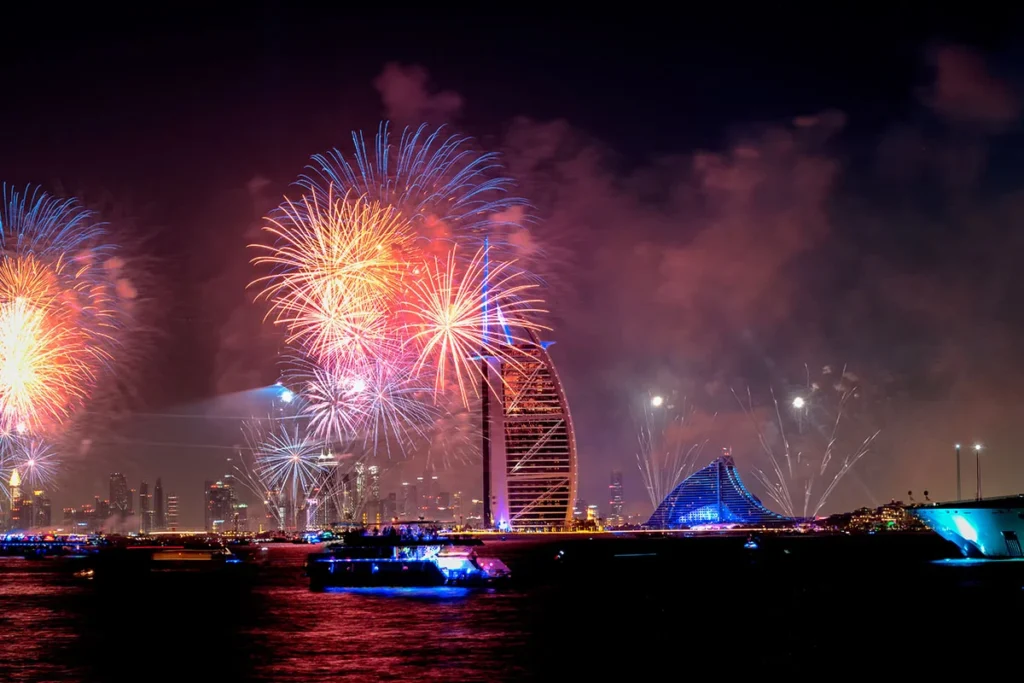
left=368, top=45, right=1024, bottom=515
left=374, top=62, right=464, bottom=126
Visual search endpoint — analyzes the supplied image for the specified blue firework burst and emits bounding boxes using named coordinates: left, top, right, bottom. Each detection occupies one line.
left=301, top=122, right=532, bottom=246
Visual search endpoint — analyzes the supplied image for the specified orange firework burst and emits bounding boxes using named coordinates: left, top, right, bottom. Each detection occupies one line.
left=0, top=255, right=93, bottom=433
left=402, top=246, right=549, bottom=408
left=250, top=189, right=413, bottom=364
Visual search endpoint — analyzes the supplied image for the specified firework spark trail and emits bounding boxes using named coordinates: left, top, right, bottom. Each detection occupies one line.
left=250, top=190, right=413, bottom=365
left=402, top=245, right=548, bottom=408
left=289, top=358, right=369, bottom=445
left=635, top=395, right=716, bottom=509
left=733, top=365, right=880, bottom=518
left=356, top=357, right=437, bottom=459
left=227, top=451, right=285, bottom=529
left=422, top=395, right=479, bottom=470
left=734, top=387, right=797, bottom=517
left=0, top=186, right=126, bottom=436
left=286, top=351, right=437, bottom=458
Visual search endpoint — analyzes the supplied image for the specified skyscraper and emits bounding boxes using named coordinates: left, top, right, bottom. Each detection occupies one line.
left=109, top=473, right=129, bottom=520
left=204, top=480, right=233, bottom=532
left=341, top=474, right=354, bottom=521
left=154, top=478, right=164, bottom=530
left=166, top=495, right=179, bottom=530
left=485, top=340, right=578, bottom=531
left=33, top=491, right=50, bottom=528
left=9, top=469, right=21, bottom=528
left=400, top=482, right=417, bottom=518
left=139, top=482, right=152, bottom=533
left=609, top=471, right=624, bottom=526
left=233, top=503, right=248, bottom=532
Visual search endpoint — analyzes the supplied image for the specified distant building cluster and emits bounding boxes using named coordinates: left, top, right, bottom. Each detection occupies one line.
left=61, top=473, right=177, bottom=534
left=218, top=462, right=476, bottom=534
left=822, top=501, right=929, bottom=532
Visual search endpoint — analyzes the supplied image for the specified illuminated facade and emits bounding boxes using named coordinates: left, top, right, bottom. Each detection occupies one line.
left=646, top=456, right=790, bottom=528
left=486, top=341, right=578, bottom=531
left=165, top=495, right=179, bottom=530
left=609, top=471, right=624, bottom=525
left=910, top=496, right=1024, bottom=558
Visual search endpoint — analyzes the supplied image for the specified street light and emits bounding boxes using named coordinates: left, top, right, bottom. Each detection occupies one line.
left=974, top=443, right=983, bottom=500
left=954, top=444, right=961, bottom=501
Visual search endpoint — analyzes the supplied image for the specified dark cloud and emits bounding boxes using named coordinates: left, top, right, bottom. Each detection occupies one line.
left=925, top=45, right=1020, bottom=127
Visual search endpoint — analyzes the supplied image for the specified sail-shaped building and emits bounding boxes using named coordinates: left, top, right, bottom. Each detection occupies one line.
left=483, top=340, right=578, bottom=531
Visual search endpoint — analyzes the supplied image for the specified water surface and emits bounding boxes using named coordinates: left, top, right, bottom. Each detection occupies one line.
left=1, top=534, right=1020, bottom=681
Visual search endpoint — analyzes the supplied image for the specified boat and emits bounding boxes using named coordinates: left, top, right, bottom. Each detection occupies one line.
left=908, top=494, right=1024, bottom=558
left=305, top=529, right=511, bottom=590
left=79, top=538, right=263, bottom=582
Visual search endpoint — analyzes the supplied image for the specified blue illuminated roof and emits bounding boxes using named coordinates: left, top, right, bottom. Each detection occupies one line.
left=645, top=456, right=791, bottom=528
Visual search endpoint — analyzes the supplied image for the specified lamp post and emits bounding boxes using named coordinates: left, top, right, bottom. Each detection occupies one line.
left=974, top=444, right=983, bottom=501
left=955, top=444, right=961, bottom=501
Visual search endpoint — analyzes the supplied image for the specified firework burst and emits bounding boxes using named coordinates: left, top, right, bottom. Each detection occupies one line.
left=733, top=364, right=880, bottom=519
left=248, top=122, right=547, bottom=470
left=251, top=190, right=413, bottom=365
left=303, top=122, right=530, bottom=244
left=290, top=358, right=368, bottom=445
left=0, top=186, right=125, bottom=435
left=635, top=392, right=717, bottom=509
left=12, top=437, right=59, bottom=492
left=243, top=418, right=330, bottom=530
left=402, top=245, right=548, bottom=408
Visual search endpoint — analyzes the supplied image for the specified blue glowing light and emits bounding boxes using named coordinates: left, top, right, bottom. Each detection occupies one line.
left=279, top=388, right=294, bottom=404
left=323, top=586, right=471, bottom=599
left=679, top=505, right=721, bottom=525
left=953, top=515, right=978, bottom=543
left=647, top=456, right=791, bottom=529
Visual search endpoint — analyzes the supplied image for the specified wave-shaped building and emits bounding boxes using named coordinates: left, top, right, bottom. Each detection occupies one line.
left=483, top=341, right=578, bottom=531
left=646, top=456, right=791, bottom=529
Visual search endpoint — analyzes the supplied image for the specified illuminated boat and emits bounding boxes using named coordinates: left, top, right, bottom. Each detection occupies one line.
left=305, top=532, right=511, bottom=591
left=909, top=495, right=1024, bottom=558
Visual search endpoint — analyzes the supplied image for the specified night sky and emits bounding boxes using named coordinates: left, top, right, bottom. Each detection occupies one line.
left=3, top=6, right=1024, bottom=525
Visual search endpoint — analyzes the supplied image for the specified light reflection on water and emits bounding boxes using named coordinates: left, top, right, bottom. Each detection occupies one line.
left=3, top=535, right=1024, bottom=680
left=247, top=581, right=529, bottom=681
left=0, top=564, right=85, bottom=681
left=931, top=557, right=1024, bottom=566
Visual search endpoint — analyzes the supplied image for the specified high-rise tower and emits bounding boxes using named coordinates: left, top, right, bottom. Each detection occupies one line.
left=109, top=473, right=129, bottom=520
left=153, top=478, right=165, bottom=530
left=484, top=340, right=578, bottom=531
